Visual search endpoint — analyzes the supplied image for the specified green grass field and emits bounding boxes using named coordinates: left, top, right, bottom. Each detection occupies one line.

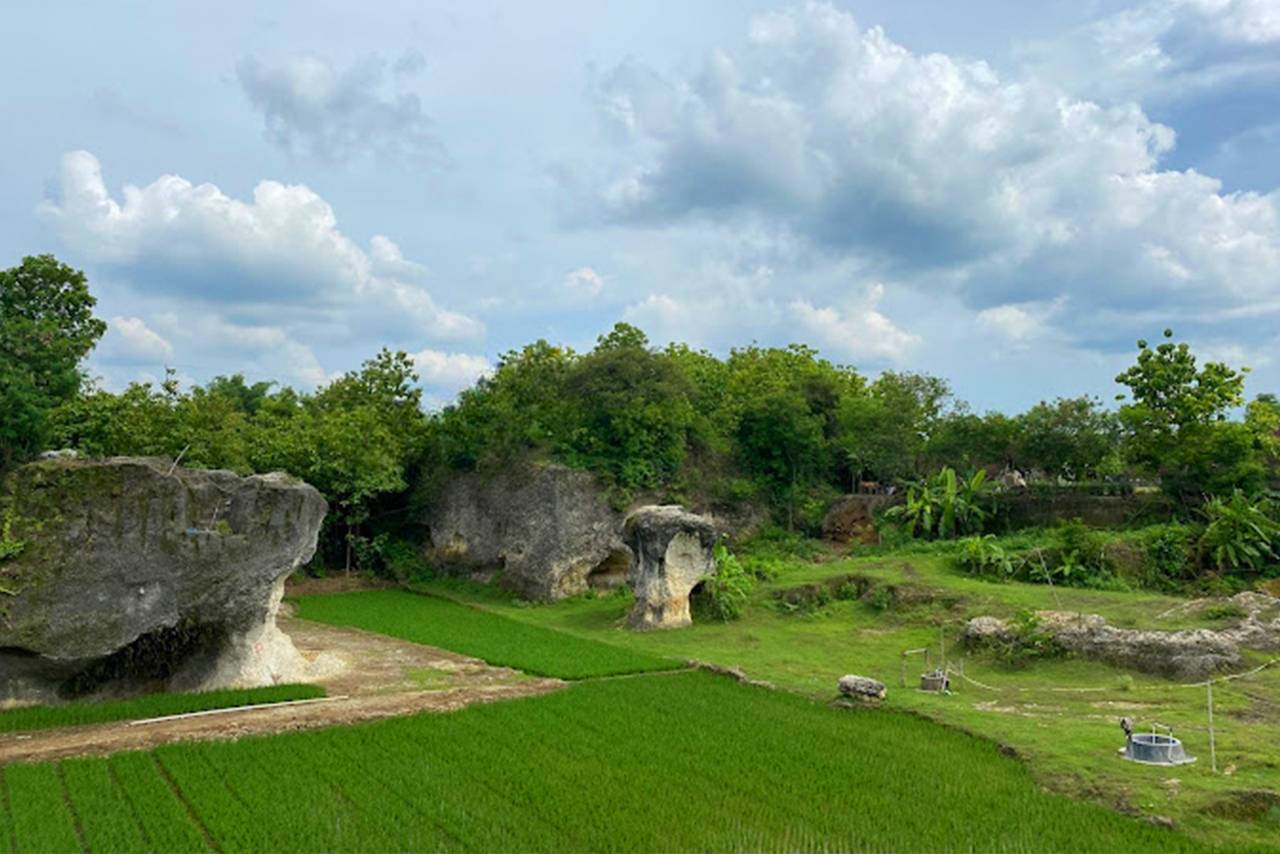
left=0, top=684, right=325, bottom=734
left=0, top=671, right=1203, bottom=852
left=406, top=551, right=1280, bottom=851
left=296, top=588, right=675, bottom=679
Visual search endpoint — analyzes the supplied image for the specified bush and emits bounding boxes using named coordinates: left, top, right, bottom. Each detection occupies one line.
left=1197, top=489, right=1280, bottom=573
left=1136, top=523, right=1195, bottom=589
left=381, top=538, right=435, bottom=583
left=693, top=543, right=755, bottom=622
left=737, top=525, right=822, bottom=580
left=989, top=610, right=1063, bottom=667
left=954, top=535, right=1018, bottom=581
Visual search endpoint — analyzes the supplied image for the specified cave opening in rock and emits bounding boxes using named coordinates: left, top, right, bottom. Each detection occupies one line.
left=60, top=619, right=226, bottom=698
left=587, top=549, right=632, bottom=591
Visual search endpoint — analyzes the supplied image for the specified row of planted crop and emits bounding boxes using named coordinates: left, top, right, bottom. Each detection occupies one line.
left=2, top=671, right=1202, bottom=852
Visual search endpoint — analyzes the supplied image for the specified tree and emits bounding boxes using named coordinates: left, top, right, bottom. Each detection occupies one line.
left=561, top=325, right=695, bottom=493
left=1245, top=393, right=1280, bottom=467
left=1015, top=397, right=1120, bottom=479
left=1115, top=329, right=1255, bottom=497
left=837, top=371, right=950, bottom=483
left=0, top=255, right=106, bottom=467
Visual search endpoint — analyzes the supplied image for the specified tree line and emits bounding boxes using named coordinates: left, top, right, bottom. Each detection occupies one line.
left=3, top=255, right=1278, bottom=572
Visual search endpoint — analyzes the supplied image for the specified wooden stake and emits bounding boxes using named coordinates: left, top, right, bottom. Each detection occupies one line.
left=1207, top=679, right=1217, bottom=774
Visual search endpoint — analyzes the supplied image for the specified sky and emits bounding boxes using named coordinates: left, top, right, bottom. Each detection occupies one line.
left=2, top=0, right=1278, bottom=412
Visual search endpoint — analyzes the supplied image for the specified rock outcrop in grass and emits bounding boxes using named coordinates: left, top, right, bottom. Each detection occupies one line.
left=625, top=505, right=717, bottom=629
left=963, top=601, right=1280, bottom=679
left=0, top=457, right=327, bottom=702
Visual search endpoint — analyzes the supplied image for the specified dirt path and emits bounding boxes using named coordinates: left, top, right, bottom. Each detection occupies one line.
left=0, top=618, right=564, bottom=765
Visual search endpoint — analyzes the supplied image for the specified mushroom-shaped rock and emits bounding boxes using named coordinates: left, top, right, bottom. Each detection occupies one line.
left=837, top=674, right=887, bottom=701
left=0, top=457, right=328, bottom=703
left=624, top=505, right=718, bottom=630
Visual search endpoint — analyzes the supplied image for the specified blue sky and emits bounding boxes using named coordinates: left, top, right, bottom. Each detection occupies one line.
left=3, top=0, right=1278, bottom=411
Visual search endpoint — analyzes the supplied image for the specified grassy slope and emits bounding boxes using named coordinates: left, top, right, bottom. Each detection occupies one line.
left=410, top=555, right=1280, bottom=851
left=0, top=672, right=1204, bottom=852
left=295, top=589, right=675, bottom=679
left=0, top=684, right=325, bottom=734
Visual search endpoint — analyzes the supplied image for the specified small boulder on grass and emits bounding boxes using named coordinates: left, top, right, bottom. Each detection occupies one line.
left=838, top=674, right=887, bottom=701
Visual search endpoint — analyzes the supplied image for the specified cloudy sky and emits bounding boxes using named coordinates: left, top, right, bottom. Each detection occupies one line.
left=3, top=1, right=1278, bottom=411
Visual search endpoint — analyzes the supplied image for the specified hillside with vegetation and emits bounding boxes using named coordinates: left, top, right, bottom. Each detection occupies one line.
left=5, top=255, right=1280, bottom=851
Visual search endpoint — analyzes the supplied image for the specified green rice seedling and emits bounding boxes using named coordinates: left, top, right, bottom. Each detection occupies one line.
left=60, top=758, right=150, bottom=852
left=294, top=589, right=674, bottom=679
left=0, top=684, right=325, bottom=734
left=107, top=753, right=209, bottom=852
left=2, top=763, right=82, bottom=853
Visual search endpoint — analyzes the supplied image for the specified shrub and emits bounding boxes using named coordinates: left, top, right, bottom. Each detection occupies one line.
left=693, top=543, right=755, bottom=622
left=989, top=610, right=1063, bottom=667
left=954, top=535, right=1019, bottom=580
left=1137, top=523, right=1196, bottom=589
left=1197, top=489, right=1280, bottom=573
left=381, top=538, right=435, bottom=584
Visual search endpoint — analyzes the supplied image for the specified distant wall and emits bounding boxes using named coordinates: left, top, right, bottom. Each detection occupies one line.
left=820, top=489, right=1177, bottom=543
left=991, top=491, right=1177, bottom=530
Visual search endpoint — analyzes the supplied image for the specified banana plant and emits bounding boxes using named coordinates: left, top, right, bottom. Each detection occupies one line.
left=885, top=467, right=992, bottom=540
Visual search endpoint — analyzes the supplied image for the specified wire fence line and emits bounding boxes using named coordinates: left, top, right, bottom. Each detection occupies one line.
left=941, top=656, right=1279, bottom=696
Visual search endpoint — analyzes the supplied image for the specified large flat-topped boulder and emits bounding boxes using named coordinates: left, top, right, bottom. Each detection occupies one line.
left=625, top=505, right=718, bottom=630
left=0, top=457, right=327, bottom=702
left=424, top=463, right=631, bottom=601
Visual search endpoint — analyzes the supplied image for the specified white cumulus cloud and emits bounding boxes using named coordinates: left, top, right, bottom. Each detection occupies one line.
left=98, top=315, right=173, bottom=364
left=411, top=349, right=492, bottom=390
left=564, top=266, right=606, bottom=297
left=37, top=150, right=482, bottom=341
left=582, top=2, right=1280, bottom=345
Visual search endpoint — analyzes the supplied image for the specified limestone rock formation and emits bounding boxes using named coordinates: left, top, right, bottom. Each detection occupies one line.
left=0, top=457, right=327, bottom=703
left=424, top=463, right=631, bottom=601
left=837, top=674, right=887, bottom=700
left=961, top=609, right=1272, bottom=679
left=624, top=505, right=718, bottom=630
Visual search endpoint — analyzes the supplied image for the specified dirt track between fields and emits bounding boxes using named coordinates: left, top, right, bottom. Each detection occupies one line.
left=0, top=617, right=564, bottom=765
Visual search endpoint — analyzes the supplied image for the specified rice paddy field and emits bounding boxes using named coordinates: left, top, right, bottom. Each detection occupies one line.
left=403, top=545, right=1280, bottom=851
left=296, top=588, right=674, bottom=679
left=3, top=550, right=1275, bottom=852
left=0, top=685, right=324, bottom=734
left=0, top=671, right=1205, bottom=852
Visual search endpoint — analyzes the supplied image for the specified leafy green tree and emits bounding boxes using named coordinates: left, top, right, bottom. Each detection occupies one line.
left=1015, top=396, right=1120, bottom=479
left=925, top=411, right=1020, bottom=476
left=437, top=340, right=575, bottom=470
left=204, top=374, right=276, bottom=416
left=1115, top=330, right=1254, bottom=497
left=561, top=325, right=695, bottom=493
left=0, top=255, right=106, bottom=466
left=838, top=371, right=950, bottom=484
left=1245, top=393, right=1280, bottom=467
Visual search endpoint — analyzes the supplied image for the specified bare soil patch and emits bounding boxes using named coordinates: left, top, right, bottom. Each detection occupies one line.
left=0, top=617, right=562, bottom=765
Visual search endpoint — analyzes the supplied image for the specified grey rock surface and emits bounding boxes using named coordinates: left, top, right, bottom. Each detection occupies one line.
left=424, top=463, right=631, bottom=601
left=0, top=457, right=327, bottom=702
left=837, top=674, right=887, bottom=700
left=962, top=610, right=1256, bottom=679
left=625, top=505, right=718, bottom=630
